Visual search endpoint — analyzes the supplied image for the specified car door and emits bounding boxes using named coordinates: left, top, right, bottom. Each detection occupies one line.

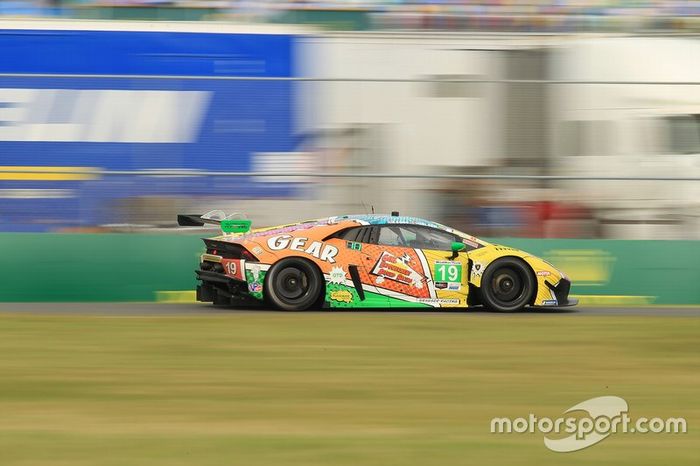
left=371, top=224, right=470, bottom=308
left=323, top=226, right=391, bottom=308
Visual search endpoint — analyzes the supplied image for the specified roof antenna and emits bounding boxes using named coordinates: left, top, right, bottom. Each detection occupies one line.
left=371, top=205, right=375, bottom=214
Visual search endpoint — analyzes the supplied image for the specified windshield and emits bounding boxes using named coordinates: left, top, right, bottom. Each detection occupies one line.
left=430, top=221, right=491, bottom=248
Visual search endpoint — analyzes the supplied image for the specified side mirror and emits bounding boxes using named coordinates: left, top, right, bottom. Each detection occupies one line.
left=450, top=241, right=466, bottom=259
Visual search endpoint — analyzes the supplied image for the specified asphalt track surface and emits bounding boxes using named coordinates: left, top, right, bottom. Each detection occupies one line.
left=0, top=303, right=699, bottom=316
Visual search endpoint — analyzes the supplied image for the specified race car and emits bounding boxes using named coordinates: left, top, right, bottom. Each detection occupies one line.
left=177, top=211, right=577, bottom=312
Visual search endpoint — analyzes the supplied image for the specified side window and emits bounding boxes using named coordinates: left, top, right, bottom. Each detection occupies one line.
left=376, top=225, right=458, bottom=251
left=377, top=225, right=406, bottom=246
left=412, top=227, right=459, bottom=251
left=337, top=227, right=360, bottom=242
left=356, top=227, right=374, bottom=244
left=332, top=226, right=377, bottom=244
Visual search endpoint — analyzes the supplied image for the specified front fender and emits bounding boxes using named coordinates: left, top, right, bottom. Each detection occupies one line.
left=468, top=245, right=568, bottom=307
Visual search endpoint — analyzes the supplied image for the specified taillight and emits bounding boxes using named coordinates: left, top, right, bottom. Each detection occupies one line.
left=203, top=239, right=258, bottom=261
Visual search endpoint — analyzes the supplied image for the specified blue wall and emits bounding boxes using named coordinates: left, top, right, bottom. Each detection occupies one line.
left=0, top=28, right=299, bottom=231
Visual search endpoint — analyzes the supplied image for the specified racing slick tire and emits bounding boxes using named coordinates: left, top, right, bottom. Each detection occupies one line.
left=265, top=258, right=324, bottom=311
left=480, top=257, right=536, bottom=312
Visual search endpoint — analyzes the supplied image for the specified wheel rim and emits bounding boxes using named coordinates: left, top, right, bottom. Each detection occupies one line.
left=490, top=268, right=526, bottom=304
left=275, top=267, right=310, bottom=302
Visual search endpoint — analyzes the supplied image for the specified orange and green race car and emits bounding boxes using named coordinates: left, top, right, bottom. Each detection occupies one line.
left=177, top=212, right=577, bottom=312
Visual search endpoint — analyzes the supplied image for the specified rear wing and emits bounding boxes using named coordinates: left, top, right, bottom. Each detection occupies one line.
left=177, top=211, right=251, bottom=234
left=177, top=214, right=219, bottom=227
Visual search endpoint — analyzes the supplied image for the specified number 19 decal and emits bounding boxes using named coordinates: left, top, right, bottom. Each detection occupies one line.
left=434, top=261, right=463, bottom=283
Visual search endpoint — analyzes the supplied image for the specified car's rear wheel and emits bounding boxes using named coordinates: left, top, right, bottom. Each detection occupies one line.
left=481, top=257, right=535, bottom=312
left=265, top=258, right=323, bottom=311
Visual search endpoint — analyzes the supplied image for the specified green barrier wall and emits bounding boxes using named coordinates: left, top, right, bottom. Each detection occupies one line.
left=0, top=234, right=204, bottom=302
left=0, top=234, right=698, bottom=304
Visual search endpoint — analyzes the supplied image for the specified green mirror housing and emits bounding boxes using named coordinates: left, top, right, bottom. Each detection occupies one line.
left=220, top=219, right=252, bottom=234
left=449, top=241, right=466, bottom=259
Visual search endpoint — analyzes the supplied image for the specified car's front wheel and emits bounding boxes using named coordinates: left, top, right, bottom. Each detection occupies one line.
left=480, top=257, right=535, bottom=312
left=265, top=258, right=323, bottom=311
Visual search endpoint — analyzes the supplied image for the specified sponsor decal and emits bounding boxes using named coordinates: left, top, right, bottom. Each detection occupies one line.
left=537, top=270, right=551, bottom=276
left=435, top=280, right=461, bottom=291
left=371, top=251, right=425, bottom=288
left=418, top=298, right=460, bottom=305
left=247, top=263, right=264, bottom=282
left=252, top=246, right=264, bottom=255
left=346, top=241, right=362, bottom=251
left=542, top=299, right=558, bottom=306
left=248, top=282, right=262, bottom=293
left=462, top=238, right=480, bottom=249
left=329, top=289, right=353, bottom=304
left=472, top=262, right=485, bottom=277
left=266, top=235, right=339, bottom=263
left=244, top=264, right=269, bottom=300
left=328, top=266, right=347, bottom=285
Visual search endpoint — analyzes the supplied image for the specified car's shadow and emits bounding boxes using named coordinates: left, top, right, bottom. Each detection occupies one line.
left=309, top=307, right=580, bottom=315
left=198, top=304, right=580, bottom=315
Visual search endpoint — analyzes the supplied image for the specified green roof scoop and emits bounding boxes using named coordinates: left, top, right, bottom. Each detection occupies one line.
left=220, top=219, right=252, bottom=234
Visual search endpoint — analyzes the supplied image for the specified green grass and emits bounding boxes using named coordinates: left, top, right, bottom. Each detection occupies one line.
left=0, top=312, right=697, bottom=465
